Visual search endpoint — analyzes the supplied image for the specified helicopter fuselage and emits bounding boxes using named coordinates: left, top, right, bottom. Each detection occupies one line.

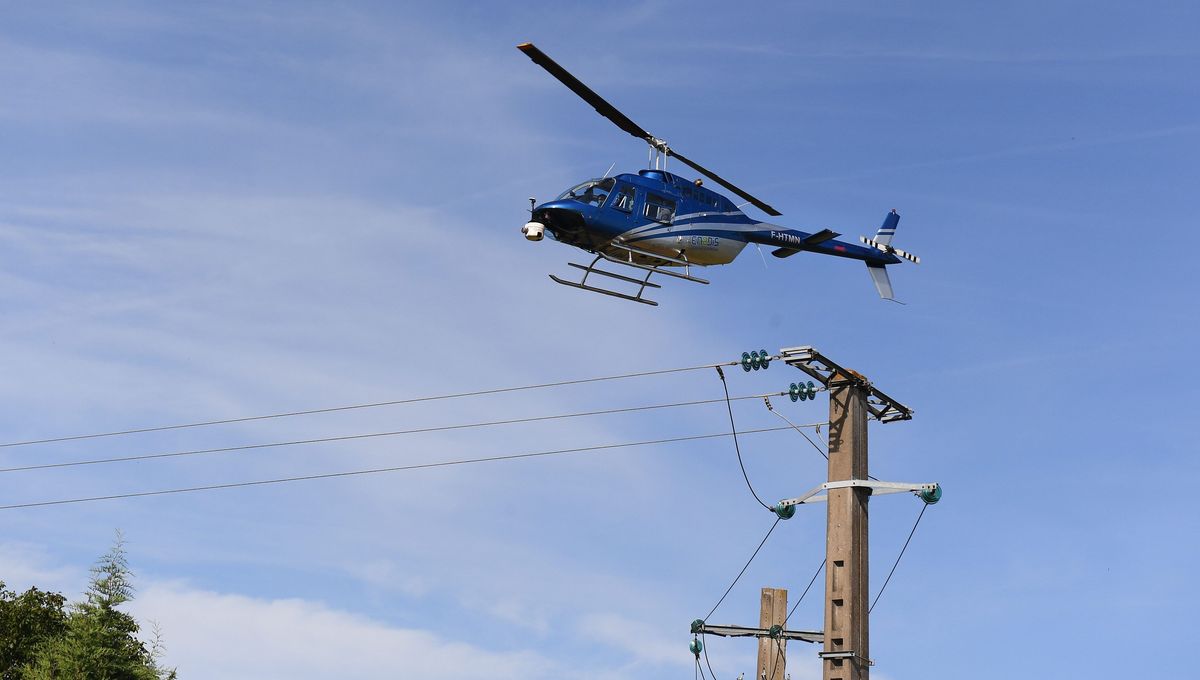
left=531, top=169, right=899, bottom=269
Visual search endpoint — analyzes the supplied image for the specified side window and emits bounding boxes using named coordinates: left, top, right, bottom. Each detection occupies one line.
left=612, top=187, right=636, bottom=213
left=644, top=194, right=676, bottom=223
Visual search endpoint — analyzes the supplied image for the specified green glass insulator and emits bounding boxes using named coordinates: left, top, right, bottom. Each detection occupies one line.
left=789, top=383, right=800, bottom=402
left=807, top=381, right=817, bottom=399
left=690, top=638, right=704, bottom=657
left=773, top=503, right=796, bottom=520
left=768, top=624, right=783, bottom=638
left=741, top=352, right=752, bottom=372
left=690, top=619, right=705, bottom=635
left=750, top=350, right=761, bottom=370
left=759, top=350, right=770, bottom=369
left=919, top=485, right=942, bottom=505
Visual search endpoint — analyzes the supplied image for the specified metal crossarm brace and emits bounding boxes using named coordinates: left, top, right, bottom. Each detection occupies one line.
left=777, top=480, right=939, bottom=509
left=778, top=346, right=913, bottom=423
left=818, top=650, right=873, bottom=665
left=696, top=622, right=824, bottom=644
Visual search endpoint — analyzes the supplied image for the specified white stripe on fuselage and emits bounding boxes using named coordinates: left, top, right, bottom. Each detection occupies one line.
left=618, top=219, right=765, bottom=243
left=618, top=211, right=747, bottom=239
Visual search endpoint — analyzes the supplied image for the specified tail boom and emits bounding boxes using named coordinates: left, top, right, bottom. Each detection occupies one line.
left=744, top=209, right=915, bottom=301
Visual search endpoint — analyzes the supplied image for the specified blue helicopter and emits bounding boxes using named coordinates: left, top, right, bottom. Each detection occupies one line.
left=518, top=43, right=920, bottom=307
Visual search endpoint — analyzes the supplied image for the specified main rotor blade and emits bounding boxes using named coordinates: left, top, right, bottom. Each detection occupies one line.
left=670, top=150, right=782, bottom=216
left=517, top=43, right=650, bottom=141
left=518, top=42, right=782, bottom=217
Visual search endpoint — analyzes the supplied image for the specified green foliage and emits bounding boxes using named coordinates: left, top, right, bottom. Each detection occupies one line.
left=0, top=582, right=68, bottom=679
left=4, top=532, right=176, bottom=680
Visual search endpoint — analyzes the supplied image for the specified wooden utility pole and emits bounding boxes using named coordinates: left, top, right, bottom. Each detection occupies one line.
left=757, top=587, right=787, bottom=680
left=776, top=346, right=924, bottom=680
left=822, top=378, right=870, bottom=680
left=698, top=346, right=931, bottom=679
left=690, top=586, right=820, bottom=678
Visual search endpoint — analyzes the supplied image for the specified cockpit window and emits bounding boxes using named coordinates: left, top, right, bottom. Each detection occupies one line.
left=557, top=178, right=616, bottom=207
left=644, top=193, right=676, bottom=223
left=612, top=186, right=635, bottom=213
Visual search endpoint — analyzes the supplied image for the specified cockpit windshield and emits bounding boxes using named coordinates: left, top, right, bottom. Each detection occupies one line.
left=557, top=178, right=616, bottom=207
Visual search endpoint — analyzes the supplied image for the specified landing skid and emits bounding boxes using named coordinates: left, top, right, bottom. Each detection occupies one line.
left=549, top=250, right=708, bottom=306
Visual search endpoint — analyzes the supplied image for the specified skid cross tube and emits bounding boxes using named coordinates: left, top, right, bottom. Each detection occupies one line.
left=779, top=346, right=913, bottom=423
left=600, top=248, right=710, bottom=284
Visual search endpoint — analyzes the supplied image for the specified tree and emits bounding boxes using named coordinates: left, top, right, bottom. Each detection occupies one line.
left=20, top=533, right=176, bottom=680
left=0, top=582, right=68, bottom=679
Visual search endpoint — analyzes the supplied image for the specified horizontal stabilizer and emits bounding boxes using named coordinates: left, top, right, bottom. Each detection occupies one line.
left=803, top=228, right=840, bottom=245
left=769, top=229, right=841, bottom=258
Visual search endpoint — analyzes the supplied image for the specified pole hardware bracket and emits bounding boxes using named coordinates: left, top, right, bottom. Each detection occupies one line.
left=817, top=650, right=875, bottom=666
left=691, top=620, right=824, bottom=644
left=778, top=346, right=913, bottom=423
left=777, top=480, right=940, bottom=509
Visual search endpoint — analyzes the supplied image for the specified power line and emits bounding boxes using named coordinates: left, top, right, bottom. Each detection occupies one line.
left=869, top=502, right=929, bottom=613
left=0, top=425, right=795, bottom=511
left=0, top=360, right=740, bottom=450
left=1, top=393, right=821, bottom=474
left=704, top=516, right=782, bottom=621
left=765, top=396, right=878, bottom=481
left=765, top=559, right=825, bottom=680
left=784, top=559, right=825, bottom=626
left=701, top=637, right=720, bottom=680
left=768, top=635, right=786, bottom=680
left=716, top=366, right=772, bottom=511
left=764, top=396, right=827, bottom=461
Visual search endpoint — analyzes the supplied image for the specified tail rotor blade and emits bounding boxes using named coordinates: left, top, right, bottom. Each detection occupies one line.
left=860, top=236, right=920, bottom=264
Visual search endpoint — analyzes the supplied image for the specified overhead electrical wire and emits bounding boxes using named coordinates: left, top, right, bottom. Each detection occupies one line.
left=701, top=639, right=720, bottom=680
left=715, top=366, right=772, bottom=511
left=869, top=502, right=929, bottom=613
left=0, top=393, right=824, bottom=474
left=700, top=514, right=784, bottom=680
left=704, top=516, right=782, bottom=621
left=768, top=393, right=883, bottom=484
left=768, top=637, right=786, bottom=680
left=764, top=396, right=828, bottom=461
left=0, top=425, right=796, bottom=511
left=765, top=557, right=826, bottom=680
left=784, top=559, right=825, bottom=625
left=0, top=360, right=741, bottom=450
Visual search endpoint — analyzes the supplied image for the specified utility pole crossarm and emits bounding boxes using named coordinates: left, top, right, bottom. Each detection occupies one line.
left=694, top=622, right=824, bottom=644
left=777, top=480, right=940, bottom=508
left=779, top=346, right=913, bottom=423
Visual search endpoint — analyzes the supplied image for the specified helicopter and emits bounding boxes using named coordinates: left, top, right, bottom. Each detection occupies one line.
left=516, top=43, right=921, bottom=307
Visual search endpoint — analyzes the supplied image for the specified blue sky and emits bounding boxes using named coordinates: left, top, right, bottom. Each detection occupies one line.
left=0, top=1, right=1196, bottom=678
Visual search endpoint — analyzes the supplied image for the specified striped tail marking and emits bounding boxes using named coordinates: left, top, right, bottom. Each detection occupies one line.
left=860, top=237, right=920, bottom=264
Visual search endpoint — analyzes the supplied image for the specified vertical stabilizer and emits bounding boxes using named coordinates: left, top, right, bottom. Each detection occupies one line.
left=873, top=209, right=900, bottom=246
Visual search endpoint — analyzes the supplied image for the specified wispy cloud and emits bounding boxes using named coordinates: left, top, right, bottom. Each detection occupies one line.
left=133, top=580, right=557, bottom=680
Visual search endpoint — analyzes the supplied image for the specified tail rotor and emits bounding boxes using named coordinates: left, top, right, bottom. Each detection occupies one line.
left=861, top=237, right=921, bottom=264
left=859, top=209, right=921, bottom=264
left=860, top=209, right=919, bottom=301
